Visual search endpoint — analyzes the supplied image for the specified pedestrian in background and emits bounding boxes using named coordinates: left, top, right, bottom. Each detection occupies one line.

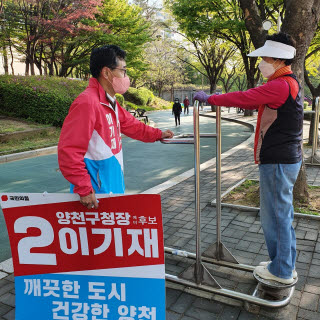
left=172, top=98, right=182, bottom=126
left=183, top=96, right=190, bottom=114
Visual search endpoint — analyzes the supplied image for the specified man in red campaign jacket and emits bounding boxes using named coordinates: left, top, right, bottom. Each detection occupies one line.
left=58, top=45, right=173, bottom=210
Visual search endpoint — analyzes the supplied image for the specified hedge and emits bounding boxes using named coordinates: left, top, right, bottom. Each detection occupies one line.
left=0, top=75, right=88, bottom=127
left=0, top=76, right=169, bottom=126
left=123, top=87, right=154, bottom=106
left=115, top=93, right=124, bottom=107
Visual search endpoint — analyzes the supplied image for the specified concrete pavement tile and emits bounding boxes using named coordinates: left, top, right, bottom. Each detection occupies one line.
left=296, top=230, right=306, bottom=239
left=0, top=294, right=14, bottom=308
left=0, top=261, right=13, bottom=275
left=308, top=265, right=320, bottom=278
left=165, top=264, right=185, bottom=275
left=291, top=290, right=302, bottom=306
left=297, top=308, right=320, bottom=320
left=276, top=305, right=299, bottom=320
left=166, top=289, right=182, bottom=308
left=313, top=253, right=320, bottom=260
left=296, top=244, right=315, bottom=252
left=192, top=297, right=223, bottom=314
left=217, top=305, right=240, bottom=319
left=299, top=292, right=319, bottom=311
left=185, top=306, right=219, bottom=320
left=166, top=310, right=181, bottom=320
left=305, top=231, right=318, bottom=241
left=295, top=262, right=309, bottom=270
left=238, top=310, right=267, bottom=319
left=0, top=304, right=11, bottom=317
left=298, top=251, right=313, bottom=263
left=0, top=274, right=7, bottom=282
left=169, top=292, right=197, bottom=314
left=306, top=277, right=320, bottom=287
left=295, top=276, right=307, bottom=291
left=304, top=284, right=320, bottom=295
left=2, top=309, right=14, bottom=320
left=311, top=258, right=320, bottom=266
left=0, top=282, right=14, bottom=297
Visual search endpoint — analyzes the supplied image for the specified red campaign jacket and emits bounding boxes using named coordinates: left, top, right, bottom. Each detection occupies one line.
left=208, top=66, right=302, bottom=164
left=58, top=78, right=162, bottom=197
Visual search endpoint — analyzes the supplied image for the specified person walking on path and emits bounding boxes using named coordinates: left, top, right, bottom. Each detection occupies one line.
left=172, top=98, right=182, bottom=126
left=183, top=96, right=190, bottom=114
left=58, top=45, right=173, bottom=209
left=194, top=32, right=303, bottom=285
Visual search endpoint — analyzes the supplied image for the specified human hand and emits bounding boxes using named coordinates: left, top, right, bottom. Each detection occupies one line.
left=193, top=91, right=210, bottom=103
left=161, top=130, right=174, bottom=139
left=80, top=191, right=99, bottom=209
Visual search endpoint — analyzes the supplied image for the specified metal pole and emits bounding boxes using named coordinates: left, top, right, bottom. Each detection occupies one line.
left=311, top=97, right=320, bottom=164
left=216, top=106, right=222, bottom=259
left=193, top=100, right=202, bottom=284
left=315, top=97, right=319, bottom=153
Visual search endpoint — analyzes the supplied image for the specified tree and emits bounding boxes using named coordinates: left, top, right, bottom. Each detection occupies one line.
left=238, top=0, right=320, bottom=201
left=177, top=36, right=236, bottom=95
left=166, top=0, right=263, bottom=116
left=218, top=55, right=245, bottom=93
left=140, top=37, right=187, bottom=97
left=96, top=0, right=153, bottom=85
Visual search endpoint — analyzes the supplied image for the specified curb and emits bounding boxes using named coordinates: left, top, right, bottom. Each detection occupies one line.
left=0, top=146, right=57, bottom=163
left=0, top=121, right=158, bottom=164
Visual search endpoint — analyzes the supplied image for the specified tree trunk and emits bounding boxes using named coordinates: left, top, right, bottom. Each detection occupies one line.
left=210, top=81, right=217, bottom=111
left=308, top=97, right=316, bottom=146
left=293, top=164, right=309, bottom=201
left=281, top=0, right=320, bottom=202
left=25, top=56, right=30, bottom=76
left=2, top=46, right=9, bottom=74
left=9, top=41, right=14, bottom=75
left=239, top=0, right=266, bottom=48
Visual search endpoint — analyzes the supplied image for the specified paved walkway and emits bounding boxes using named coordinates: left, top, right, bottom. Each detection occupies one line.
left=1, top=110, right=320, bottom=319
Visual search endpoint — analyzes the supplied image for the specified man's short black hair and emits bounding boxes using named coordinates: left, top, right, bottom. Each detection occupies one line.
left=266, top=32, right=296, bottom=66
left=90, top=45, right=126, bottom=78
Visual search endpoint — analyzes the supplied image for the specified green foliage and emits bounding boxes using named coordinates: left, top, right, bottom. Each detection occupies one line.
left=0, top=75, right=88, bottom=127
left=125, top=96, right=171, bottom=111
left=124, top=87, right=154, bottom=106
left=115, top=93, right=125, bottom=107
left=96, top=0, right=152, bottom=82
left=304, top=101, right=309, bottom=109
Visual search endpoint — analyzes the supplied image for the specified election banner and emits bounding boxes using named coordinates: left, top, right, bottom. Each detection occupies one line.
left=0, top=193, right=165, bottom=320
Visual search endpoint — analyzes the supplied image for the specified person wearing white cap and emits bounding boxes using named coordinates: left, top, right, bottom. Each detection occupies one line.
left=194, top=32, right=303, bottom=285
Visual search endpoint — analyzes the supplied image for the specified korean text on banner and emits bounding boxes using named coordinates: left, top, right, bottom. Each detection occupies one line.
left=0, top=193, right=165, bottom=320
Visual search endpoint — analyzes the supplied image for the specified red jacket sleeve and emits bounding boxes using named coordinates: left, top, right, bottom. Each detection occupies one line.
left=58, top=95, right=95, bottom=197
left=118, top=105, right=162, bottom=142
left=208, top=79, right=289, bottom=109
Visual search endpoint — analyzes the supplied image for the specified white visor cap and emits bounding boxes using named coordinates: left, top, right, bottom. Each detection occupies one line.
left=247, top=40, right=296, bottom=59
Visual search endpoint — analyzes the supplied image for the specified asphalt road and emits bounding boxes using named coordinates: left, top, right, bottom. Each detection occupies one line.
left=0, top=108, right=251, bottom=261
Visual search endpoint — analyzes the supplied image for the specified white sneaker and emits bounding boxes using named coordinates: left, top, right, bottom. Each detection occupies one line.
left=255, top=265, right=294, bottom=285
left=259, top=261, right=297, bottom=279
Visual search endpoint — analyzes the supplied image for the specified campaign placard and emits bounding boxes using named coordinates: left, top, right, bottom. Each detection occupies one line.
left=0, top=193, right=165, bottom=320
